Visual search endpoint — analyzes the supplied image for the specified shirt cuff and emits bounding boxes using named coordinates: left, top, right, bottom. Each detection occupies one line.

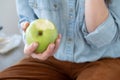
left=18, top=18, right=31, bottom=44
left=82, top=13, right=117, bottom=48
left=18, top=17, right=34, bottom=27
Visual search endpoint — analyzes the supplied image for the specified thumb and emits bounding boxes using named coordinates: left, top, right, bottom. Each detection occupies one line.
left=21, top=22, right=30, bottom=32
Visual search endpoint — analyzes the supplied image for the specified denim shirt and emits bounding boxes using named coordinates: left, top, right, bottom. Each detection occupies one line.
left=16, top=0, right=120, bottom=63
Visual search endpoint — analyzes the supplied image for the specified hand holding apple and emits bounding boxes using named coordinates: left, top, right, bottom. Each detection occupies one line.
left=24, top=34, right=61, bottom=60
left=21, top=21, right=30, bottom=32
left=25, top=19, right=58, bottom=53
left=21, top=19, right=61, bottom=60
left=31, top=34, right=61, bottom=60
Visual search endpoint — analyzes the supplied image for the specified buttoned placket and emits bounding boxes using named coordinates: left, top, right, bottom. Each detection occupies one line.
left=65, top=0, right=75, bottom=61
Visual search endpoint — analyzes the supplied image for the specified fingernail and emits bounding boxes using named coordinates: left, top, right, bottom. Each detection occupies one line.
left=50, top=44, right=55, bottom=49
left=31, top=54, right=37, bottom=59
left=32, top=43, right=38, bottom=47
left=59, top=34, right=62, bottom=38
left=57, top=39, right=60, bottom=43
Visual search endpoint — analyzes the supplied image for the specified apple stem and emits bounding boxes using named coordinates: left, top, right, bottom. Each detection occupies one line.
left=38, top=30, right=43, bottom=36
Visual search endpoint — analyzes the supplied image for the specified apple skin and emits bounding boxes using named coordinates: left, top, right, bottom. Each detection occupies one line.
left=25, top=19, right=58, bottom=53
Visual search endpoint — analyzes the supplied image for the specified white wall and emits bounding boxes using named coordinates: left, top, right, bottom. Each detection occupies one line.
left=0, top=0, right=20, bottom=35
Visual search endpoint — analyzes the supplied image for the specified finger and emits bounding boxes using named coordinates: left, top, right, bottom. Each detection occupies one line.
left=53, top=34, right=61, bottom=52
left=58, top=34, right=62, bottom=39
left=31, top=43, right=55, bottom=60
left=24, top=42, right=38, bottom=55
left=21, top=22, right=30, bottom=32
left=31, top=34, right=61, bottom=60
left=54, top=39, right=61, bottom=52
left=43, top=43, right=55, bottom=56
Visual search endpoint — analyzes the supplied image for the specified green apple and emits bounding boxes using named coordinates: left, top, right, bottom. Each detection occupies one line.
left=25, top=19, right=58, bottom=53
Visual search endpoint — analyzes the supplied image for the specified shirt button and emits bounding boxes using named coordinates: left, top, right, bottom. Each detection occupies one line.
left=70, top=15, right=73, bottom=18
left=33, top=3, right=37, bottom=8
left=53, top=4, right=57, bottom=9
left=69, top=8, right=74, bottom=12
left=68, top=38, right=72, bottom=42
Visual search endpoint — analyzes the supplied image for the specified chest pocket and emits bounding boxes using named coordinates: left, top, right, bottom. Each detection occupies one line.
left=29, top=0, right=59, bottom=11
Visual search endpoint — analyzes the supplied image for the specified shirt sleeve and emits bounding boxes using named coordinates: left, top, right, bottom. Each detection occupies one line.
left=16, top=0, right=38, bottom=43
left=16, top=0, right=38, bottom=25
left=82, top=1, right=120, bottom=48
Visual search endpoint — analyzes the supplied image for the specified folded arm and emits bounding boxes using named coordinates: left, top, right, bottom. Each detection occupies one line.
left=83, top=0, right=120, bottom=48
left=85, top=0, right=109, bottom=33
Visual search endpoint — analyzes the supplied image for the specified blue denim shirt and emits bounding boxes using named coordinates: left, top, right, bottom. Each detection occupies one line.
left=16, top=0, right=120, bottom=63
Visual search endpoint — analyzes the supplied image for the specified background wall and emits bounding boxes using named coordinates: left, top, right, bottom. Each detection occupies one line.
left=0, top=0, right=24, bottom=71
left=0, top=0, right=19, bottom=34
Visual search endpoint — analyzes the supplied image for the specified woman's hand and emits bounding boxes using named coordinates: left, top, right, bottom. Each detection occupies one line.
left=21, top=21, right=61, bottom=60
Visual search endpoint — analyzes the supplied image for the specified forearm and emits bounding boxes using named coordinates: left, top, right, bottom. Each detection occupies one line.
left=16, top=0, right=37, bottom=25
left=85, top=0, right=109, bottom=33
